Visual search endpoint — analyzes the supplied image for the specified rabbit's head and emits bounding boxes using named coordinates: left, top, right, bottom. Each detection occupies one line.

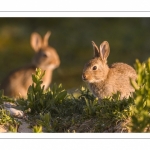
left=31, top=31, right=60, bottom=70
left=82, top=41, right=110, bottom=83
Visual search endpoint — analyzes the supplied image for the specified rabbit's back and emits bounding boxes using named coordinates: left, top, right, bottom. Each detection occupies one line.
left=107, top=62, right=137, bottom=98
left=110, top=63, right=137, bottom=80
left=108, top=63, right=137, bottom=88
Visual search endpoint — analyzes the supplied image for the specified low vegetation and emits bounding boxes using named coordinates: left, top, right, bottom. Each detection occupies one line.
left=0, top=58, right=150, bottom=133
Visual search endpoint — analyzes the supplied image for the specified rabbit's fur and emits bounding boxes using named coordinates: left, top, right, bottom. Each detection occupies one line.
left=82, top=41, right=137, bottom=100
left=0, top=31, right=60, bottom=98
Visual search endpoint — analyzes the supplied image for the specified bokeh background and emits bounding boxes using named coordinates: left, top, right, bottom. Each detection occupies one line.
left=0, top=18, right=150, bottom=90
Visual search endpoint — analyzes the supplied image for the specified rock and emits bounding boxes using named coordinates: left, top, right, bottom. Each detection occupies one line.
left=4, top=107, right=24, bottom=118
left=0, top=125, right=8, bottom=133
left=17, top=119, right=33, bottom=133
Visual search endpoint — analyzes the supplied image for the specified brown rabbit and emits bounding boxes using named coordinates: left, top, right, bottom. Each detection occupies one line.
left=82, top=41, right=137, bottom=100
left=0, top=31, right=60, bottom=98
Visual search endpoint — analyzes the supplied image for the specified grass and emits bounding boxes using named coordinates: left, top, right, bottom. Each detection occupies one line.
left=1, top=58, right=150, bottom=133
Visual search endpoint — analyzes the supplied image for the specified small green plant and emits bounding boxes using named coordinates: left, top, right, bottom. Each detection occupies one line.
left=0, top=107, right=20, bottom=132
left=0, top=90, right=15, bottom=105
left=33, top=125, right=43, bottom=133
left=36, top=112, right=53, bottom=132
left=16, top=68, right=68, bottom=115
left=78, top=86, right=96, bottom=116
left=83, top=98, right=98, bottom=117
left=129, top=58, right=150, bottom=132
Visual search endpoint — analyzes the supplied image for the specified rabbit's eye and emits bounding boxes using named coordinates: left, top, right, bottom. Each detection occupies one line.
left=93, top=66, right=97, bottom=70
left=42, top=53, right=47, bottom=58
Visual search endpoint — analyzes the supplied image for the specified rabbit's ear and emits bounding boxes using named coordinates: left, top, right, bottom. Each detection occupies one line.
left=99, top=41, right=110, bottom=61
left=92, top=41, right=100, bottom=57
left=43, top=31, right=51, bottom=47
left=30, top=32, right=42, bottom=52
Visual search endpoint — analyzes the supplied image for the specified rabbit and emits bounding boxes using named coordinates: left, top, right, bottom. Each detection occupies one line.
left=82, top=41, right=137, bottom=100
left=0, top=31, right=60, bottom=98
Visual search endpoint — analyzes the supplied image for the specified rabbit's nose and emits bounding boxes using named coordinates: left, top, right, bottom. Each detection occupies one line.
left=82, top=73, right=87, bottom=80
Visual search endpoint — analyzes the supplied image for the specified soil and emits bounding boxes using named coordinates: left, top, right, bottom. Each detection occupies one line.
left=0, top=118, right=33, bottom=133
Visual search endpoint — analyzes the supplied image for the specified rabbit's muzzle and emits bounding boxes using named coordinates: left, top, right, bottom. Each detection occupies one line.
left=82, top=73, right=88, bottom=81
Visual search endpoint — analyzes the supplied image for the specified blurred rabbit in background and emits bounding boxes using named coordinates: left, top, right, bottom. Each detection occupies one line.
left=0, top=31, right=60, bottom=98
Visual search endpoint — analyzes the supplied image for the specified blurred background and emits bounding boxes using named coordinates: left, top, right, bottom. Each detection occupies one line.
left=0, top=18, right=150, bottom=91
